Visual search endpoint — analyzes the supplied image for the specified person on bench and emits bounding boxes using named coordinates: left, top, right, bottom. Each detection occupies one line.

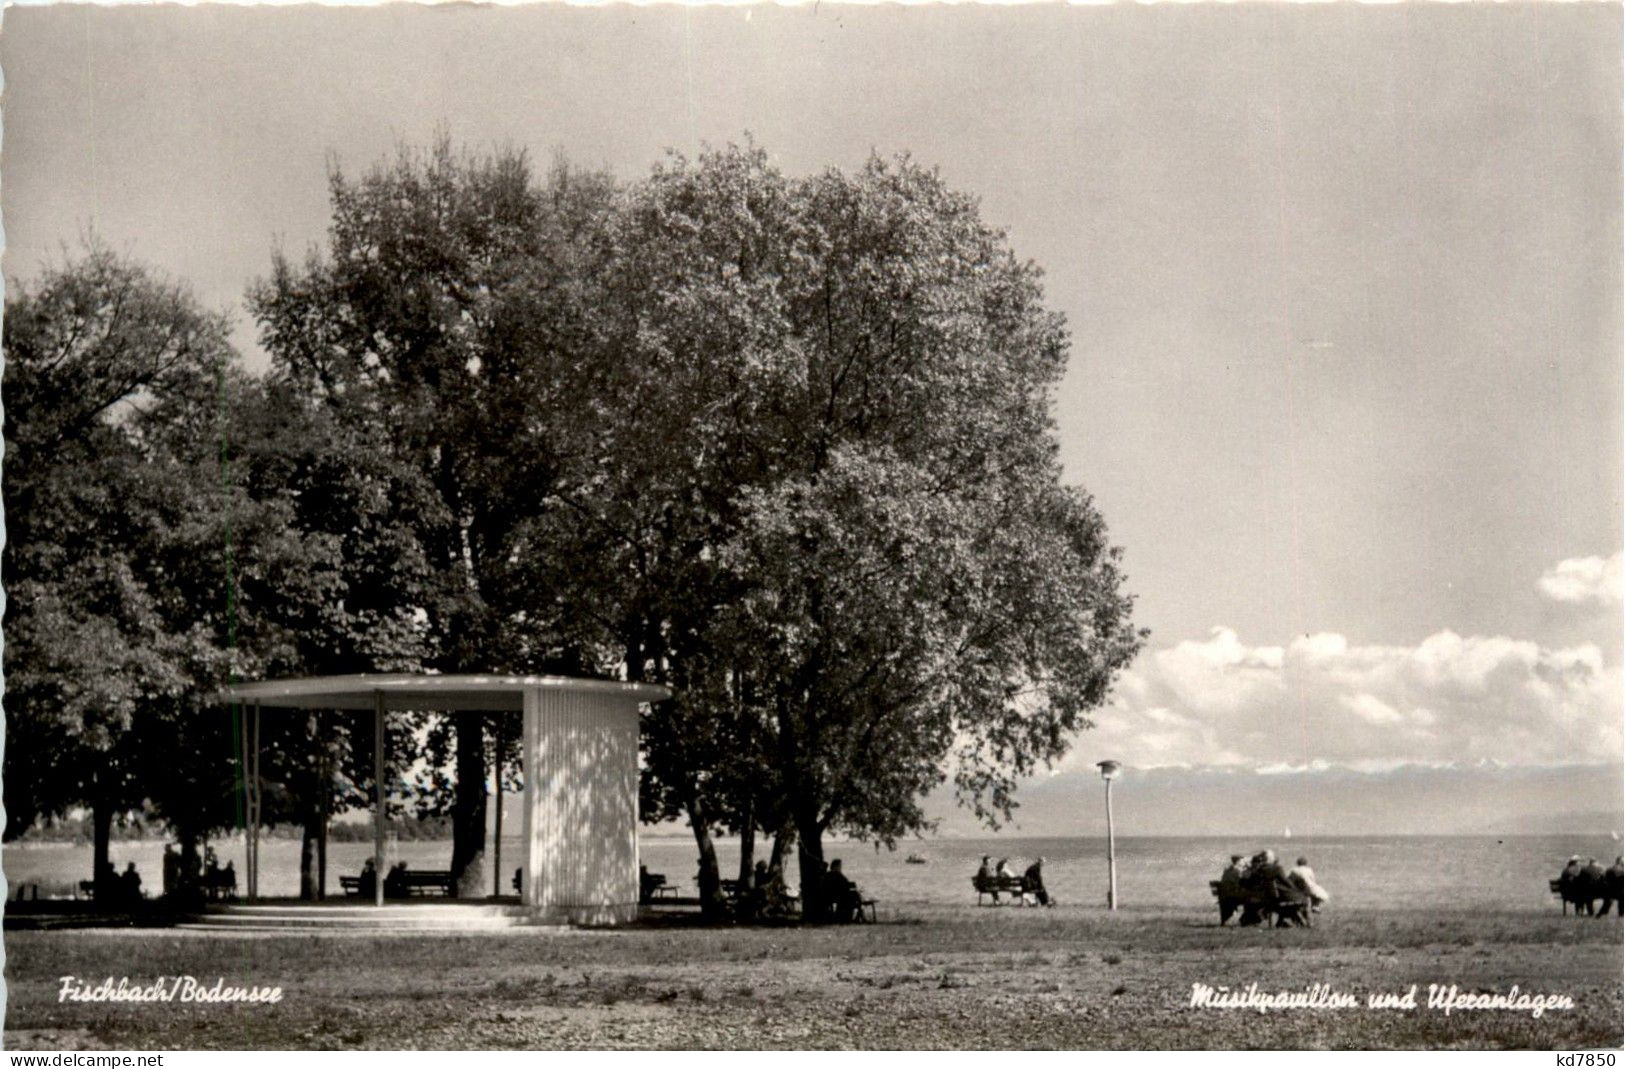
left=1216, top=855, right=1245, bottom=925
left=974, top=856, right=1001, bottom=902
left=1571, top=857, right=1606, bottom=916
left=1600, top=857, right=1624, bottom=917
left=975, top=856, right=1003, bottom=903
left=759, top=863, right=798, bottom=919
left=822, top=859, right=864, bottom=923
left=120, top=862, right=144, bottom=904
left=1023, top=857, right=1052, bottom=906
left=359, top=858, right=378, bottom=901
left=1288, top=856, right=1330, bottom=912
left=1240, top=850, right=1307, bottom=927
left=1557, top=855, right=1584, bottom=912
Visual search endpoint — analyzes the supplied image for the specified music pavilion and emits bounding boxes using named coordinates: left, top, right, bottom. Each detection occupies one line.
left=220, top=674, right=670, bottom=929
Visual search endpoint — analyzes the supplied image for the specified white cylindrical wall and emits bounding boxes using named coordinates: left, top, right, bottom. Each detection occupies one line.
left=520, top=686, right=640, bottom=923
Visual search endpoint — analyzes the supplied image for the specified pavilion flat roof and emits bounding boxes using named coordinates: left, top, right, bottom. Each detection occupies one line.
left=222, top=673, right=671, bottom=711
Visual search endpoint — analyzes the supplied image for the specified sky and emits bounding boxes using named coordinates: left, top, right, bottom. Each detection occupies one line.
left=3, top=3, right=1620, bottom=834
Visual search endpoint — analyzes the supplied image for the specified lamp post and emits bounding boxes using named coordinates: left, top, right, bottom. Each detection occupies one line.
left=1097, top=760, right=1121, bottom=910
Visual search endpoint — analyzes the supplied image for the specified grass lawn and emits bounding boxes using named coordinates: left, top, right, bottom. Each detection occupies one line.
left=5, top=905, right=1621, bottom=1050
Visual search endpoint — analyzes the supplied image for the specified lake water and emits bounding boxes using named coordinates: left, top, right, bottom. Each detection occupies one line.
left=8, top=833, right=1620, bottom=912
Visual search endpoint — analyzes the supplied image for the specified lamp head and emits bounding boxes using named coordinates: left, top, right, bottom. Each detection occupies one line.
left=1096, top=760, right=1122, bottom=781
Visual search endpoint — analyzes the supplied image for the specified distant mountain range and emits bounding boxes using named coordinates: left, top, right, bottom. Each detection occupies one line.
left=470, top=760, right=1621, bottom=843
left=919, top=761, right=1623, bottom=839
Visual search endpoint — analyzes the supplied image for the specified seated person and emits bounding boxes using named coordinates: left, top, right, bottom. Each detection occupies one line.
left=975, top=855, right=1002, bottom=901
left=1287, top=856, right=1330, bottom=910
left=639, top=864, right=663, bottom=903
left=358, top=858, right=378, bottom=900
left=756, top=863, right=795, bottom=918
left=995, top=857, right=1017, bottom=881
left=1023, top=857, right=1051, bottom=906
left=204, top=853, right=223, bottom=900
left=384, top=861, right=409, bottom=898
left=821, top=859, right=864, bottom=923
left=1240, top=850, right=1306, bottom=927
left=735, top=860, right=773, bottom=920
left=119, top=862, right=144, bottom=903
left=1600, top=857, right=1625, bottom=918
left=1216, top=854, right=1246, bottom=926
left=1579, top=857, right=1607, bottom=916
left=1558, top=855, right=1583, bottom=897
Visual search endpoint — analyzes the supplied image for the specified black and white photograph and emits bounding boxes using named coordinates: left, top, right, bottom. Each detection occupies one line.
left=0, top=0, right=1620, bottom=1052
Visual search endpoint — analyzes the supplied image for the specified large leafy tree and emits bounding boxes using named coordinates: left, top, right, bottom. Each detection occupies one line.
left=3, top=246, right=238, bottom=889
left=488, top=145, right=803, bottom=912
left=248, top=140, right=619, bottom=894
left=525, top=144, right=1143, bottom=916
left=151, top=374, right=436, bottom=899
left=3, top=246, right=433, bottom=901
left=10, top=144, right=1140, bottom=924
left=723, top=154, right=1144, bottom=915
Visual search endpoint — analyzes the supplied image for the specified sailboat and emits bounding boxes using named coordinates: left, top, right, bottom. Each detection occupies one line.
left=1283, top=827, right=1292, bottom=840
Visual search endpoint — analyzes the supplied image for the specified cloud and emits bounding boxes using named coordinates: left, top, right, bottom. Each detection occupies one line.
left=1073, top=625, right=1621, bottom=772
left=1538, top=552, right=1623, bottom=607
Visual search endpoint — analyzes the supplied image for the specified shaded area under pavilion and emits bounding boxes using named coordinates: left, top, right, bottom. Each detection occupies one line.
left=223, top=673, right=670, bottom=926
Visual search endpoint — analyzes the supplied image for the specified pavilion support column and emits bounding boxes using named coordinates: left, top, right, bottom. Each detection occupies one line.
left=374, top=691, right=386, bottom=908
left=250, top=700, right=262, bottom=902
left=492, top=731, right=504, bottom=899
left=236, top=702, right=249, bottom=897
left=317, top=715, right=330, bottom=901
left=521, top=688, right=542, bottom=908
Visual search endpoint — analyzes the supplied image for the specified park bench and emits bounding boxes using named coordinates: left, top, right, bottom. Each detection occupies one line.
left=394, top=869, right=454, bottom=896
left=1549, top=877, right=1615, bottom=916
left=338, top=872, right=449, bottom=896
left=78, top=879, right=96, bottom=899
left=639, top=871, right=675, bottom=903
left=340, top=869, right=454, bottom=896
left=973, top=873, right=1032, bottom=905
left=204, top=868, right=238, bottom=902
left=1211, top=880, right=1310, bottom=928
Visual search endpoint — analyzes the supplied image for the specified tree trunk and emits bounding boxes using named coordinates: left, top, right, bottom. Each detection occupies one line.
left=176, top=826, right=203, bottom=909
left=737, top=805, right=756, bottom=887
left=796, top=813, right=827, bottom=923
left=317, top=747, right=329, bottom=900
left=687, top=801, right=725, bottom=919
left=91, top=796, right=114, bottom=898
left=768, top=821, right=794, bottom=877
left=450, top=711, right=488, bottom=897
left=299, top=815, right=321, bottom=900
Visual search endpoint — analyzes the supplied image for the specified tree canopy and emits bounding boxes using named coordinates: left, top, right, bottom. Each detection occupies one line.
left=551, top=145, right=1144, bottom=911
left=8, top=141, right=1143, bottom=917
